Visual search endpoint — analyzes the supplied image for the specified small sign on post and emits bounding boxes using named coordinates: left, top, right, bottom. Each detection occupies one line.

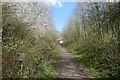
left=17, top=53, right=26, bottom=64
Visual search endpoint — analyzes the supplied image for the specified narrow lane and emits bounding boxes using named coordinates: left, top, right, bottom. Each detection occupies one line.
left=55, top=47, right=91, bottom=78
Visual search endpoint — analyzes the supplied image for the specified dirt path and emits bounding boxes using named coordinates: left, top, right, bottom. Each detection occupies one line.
left=55, top=47, right=91, bottom=78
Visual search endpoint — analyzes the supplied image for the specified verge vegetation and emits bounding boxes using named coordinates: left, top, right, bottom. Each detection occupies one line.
left=2, top=2, right=59, bottom=78
left=62, top=2, right=120, bottom=78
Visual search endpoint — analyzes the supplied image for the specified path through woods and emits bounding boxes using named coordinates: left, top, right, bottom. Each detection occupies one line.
left=55, top=47, right=91, bottom=78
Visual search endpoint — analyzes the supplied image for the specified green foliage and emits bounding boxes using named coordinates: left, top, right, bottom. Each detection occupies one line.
left=62, top=2, right=120, bottom=78
left=69, top=39, right=120, bottom=78
left=2, top=2, right=59, bottom=78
